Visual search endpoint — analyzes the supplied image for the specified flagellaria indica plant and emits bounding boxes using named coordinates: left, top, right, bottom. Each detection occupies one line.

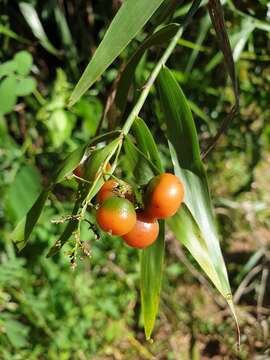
left=12, top=0, right=240, bottom=342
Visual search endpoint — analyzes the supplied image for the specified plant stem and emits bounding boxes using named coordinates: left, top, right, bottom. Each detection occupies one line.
left=122, top=27, right=183, bottom=135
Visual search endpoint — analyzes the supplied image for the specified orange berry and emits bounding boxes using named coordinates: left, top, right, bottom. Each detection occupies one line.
left=144, top=173, right=184, bottom=219
left=73, top=165, right=83, bottom=179
left=96, top=197, right=136, bottom=236
left=97, top=179, right=134, bottom=204
left=122, top=212, right=159, bottom=249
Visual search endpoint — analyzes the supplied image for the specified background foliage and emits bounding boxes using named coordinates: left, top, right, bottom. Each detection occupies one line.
left=0, top=0, right=269, bottom=358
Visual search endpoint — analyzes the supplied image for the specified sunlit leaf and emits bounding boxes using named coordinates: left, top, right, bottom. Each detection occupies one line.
left=19, top=2, right=60, bottom=56
left=157, top=66, right=238, bottom=327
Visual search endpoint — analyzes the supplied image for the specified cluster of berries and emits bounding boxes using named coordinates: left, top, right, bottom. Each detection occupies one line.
left=95, top=173, right=184, bottom=249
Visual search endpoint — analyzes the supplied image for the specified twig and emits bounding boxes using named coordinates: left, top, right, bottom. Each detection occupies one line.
left=95, top=64, right=124, bottom=136
left=202, top=0, right=239, bottom=159
left=233, top=265, right=263, bottom=304
left=257, top=267, right=269, bottom=319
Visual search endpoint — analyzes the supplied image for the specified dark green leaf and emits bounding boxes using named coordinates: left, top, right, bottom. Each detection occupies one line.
left=52, top=144, right=87, bottom=184
left=12, top=189, right=50, bottom=251
left=83, top=138, right=120, bottom=180
left=5, top=165, right=42, bottom=222
left=132, top=117, right=163, bottom=173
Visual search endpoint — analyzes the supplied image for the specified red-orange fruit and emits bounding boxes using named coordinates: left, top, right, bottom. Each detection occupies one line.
left=122, top=212, right=159, bottom=249
left=144, top=173, right=184, bottom=219
left=73, top=165, right=83, bottom=179
left=96, top=197, right=136, bottom=236
left=97, top=179, right=134, bottom=204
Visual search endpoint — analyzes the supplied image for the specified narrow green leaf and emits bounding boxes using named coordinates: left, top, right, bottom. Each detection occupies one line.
left=140, top=222, right=165, bottom=339
left=19, top=2, right=60, bottom=56
left=131, top=118, right=164, bottom=340
left=11, top=145, right=86, bottom=251
left=185, top=15, right=211, bottom=73
left=157, top=67, right=236, bottom=309
left=5, top=165, right=42, bottom=222
left=123, top=135, right=140, bottom=174
left=0, top=24, right=30, bottom=44
left=12, top=189, right=50, bottom=251
left=206, top=18, right=255, bottom=72
left=83, top=138, right=120, bottom=180
left=52, top=144, right=87, bottom=184
left=124, top=135, right=160, bottom=176
left=69, top=0, right=167, bottom=107
left=132, top=117, right=163, bottom=173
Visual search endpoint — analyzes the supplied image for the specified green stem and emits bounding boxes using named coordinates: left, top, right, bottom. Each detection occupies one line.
left=122, top=27, right=183, bottom=135
left=33, top=89, right=46, bottom=105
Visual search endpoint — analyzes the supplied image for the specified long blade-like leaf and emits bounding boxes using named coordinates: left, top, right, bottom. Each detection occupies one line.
left=157, top=67, right=238, bottom=329
left=69, top=0, right=166, bottom=107
left=131, top=117, right=164, bottom=340
left=140, top=222, right=165, bottom=339
left=19, top=2, right=60, bottom=56
left=12, top=189, right=50, bottom=251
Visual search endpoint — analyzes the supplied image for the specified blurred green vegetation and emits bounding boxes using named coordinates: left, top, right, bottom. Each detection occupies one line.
left=0, top=0, right=269, bottom=359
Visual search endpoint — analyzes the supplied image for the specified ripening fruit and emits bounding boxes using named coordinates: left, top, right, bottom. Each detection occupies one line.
left=122, top=212, right=159, bottom=249
left=144, top=173, right=184, bottom=219
left=97, top=179, right=134, bottom=204
left=73, top=164, right=83, bottom=178
left=96, top=197, right=136, bottom=236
